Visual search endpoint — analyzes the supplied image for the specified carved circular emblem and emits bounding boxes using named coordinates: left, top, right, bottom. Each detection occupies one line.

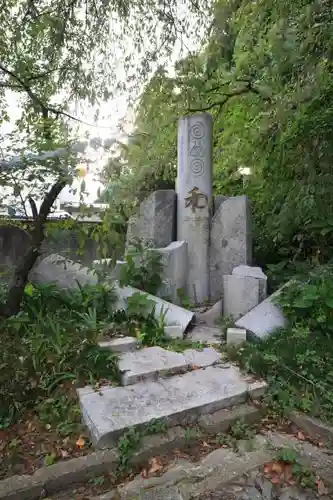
left=190, top=159, right=204, bottom=176
left=190, top=122, right=205, bottom=139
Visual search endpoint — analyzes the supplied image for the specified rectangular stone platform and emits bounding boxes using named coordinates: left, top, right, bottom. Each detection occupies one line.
left=78, top=365, right=251, bottom=448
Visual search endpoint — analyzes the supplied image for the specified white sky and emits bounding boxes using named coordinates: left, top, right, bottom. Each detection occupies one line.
left=0, top=5, right=209, bottom=210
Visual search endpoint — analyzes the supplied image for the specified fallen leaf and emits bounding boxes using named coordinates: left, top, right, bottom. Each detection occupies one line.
left=60, top=449, right=69, bottom=458
left=317, top=479, right=328, bottom=496
left=201, top=441, right=210, bottom=448
left=283, top=464, right=293, bottom=481
left=191, top=365, right=201, bottom=371
left=76, top=437, right=85, bottom=449
left=141, top=468, right=148, bottom=479
left=296, top=431, right=305, bottom=441
left=271, top=476, right=281, bottom=484
left=271, top=461, right=283, bottom=474
left=148, top=457, right=163, bottom=475
left=318, top=441, right=324, bottom=448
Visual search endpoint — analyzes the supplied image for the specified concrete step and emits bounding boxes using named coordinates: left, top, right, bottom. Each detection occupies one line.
left=118, top=346, right=222, bottom=386
left=78, top=365, right=267, bottom=448
left=98, top=336, right=138, bottom=354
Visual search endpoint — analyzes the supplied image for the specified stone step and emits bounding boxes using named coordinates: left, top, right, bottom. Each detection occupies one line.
left=78, top=365, right=266, bottom=448
left=118, top=346, right=222, bottom=386
left=98, top=336, right=138, bottom=354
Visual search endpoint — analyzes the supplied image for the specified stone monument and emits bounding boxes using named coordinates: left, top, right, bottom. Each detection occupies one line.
left=117, top=112, right=265, bottom=317
left=177, top=114, right=213, bottom=304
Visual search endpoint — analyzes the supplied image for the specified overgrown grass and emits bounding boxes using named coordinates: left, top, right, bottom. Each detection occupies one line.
left=226, top=265, right=333, bottom=422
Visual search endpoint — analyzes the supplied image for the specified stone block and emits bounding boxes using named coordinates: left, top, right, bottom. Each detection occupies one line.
left=118, top=346, right=189, bottom=386
left=226, top=327, right=247, bottom=345
left=198, top=403, right=263, bottom=434
left=232, top=264, right=268, bottom=301
left=126, top=190, right=176, bottom=249
left=248, top=380, right=267, bottom=399
left=98, top=337, right=138, bottom=354
left=235, top=288, right=288, bottom=340
left=210, top=196, right=252, bottom=302
left=29, top=253, right=98, bottom=290
left=183, top=347, right=221, bottom=368
left=155, top=241, right=187, bottom=303
left=78, top=365, right=249, bottom=448
left=223, top=275, right=259, bottom=320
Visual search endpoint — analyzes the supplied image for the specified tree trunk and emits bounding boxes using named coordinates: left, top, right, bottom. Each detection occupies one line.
left=2, top=179, right=66, bottom=317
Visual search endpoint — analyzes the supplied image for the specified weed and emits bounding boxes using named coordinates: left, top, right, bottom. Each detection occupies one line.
left=144, top=419, right=167, bottom=434
left=117, top=427, right=142, bottom=471
left=119, top=239, right=164, bottom=295
left=215, top=420, right=255, bottom=452
left=274, top=447, right=316, bottom=489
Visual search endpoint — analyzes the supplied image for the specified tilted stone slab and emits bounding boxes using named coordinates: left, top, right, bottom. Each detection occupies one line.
left=232, top=264, right=268, bottom=302
left=223, top=274, right=259, bottom=320
left=118, top=346, right=189, bottom=386
left=126, top=190, right=176, bottom=249
left=155, top=241, right=188, bottom=304
left=114, top=283, right=194, bottom=336
left=78, top=365, right=250, bottom=448
left=29, top=253, right=98, bottom=289
left=98, top=337, right=138, bottom=354
left=235, top=288, right=288, bottom=339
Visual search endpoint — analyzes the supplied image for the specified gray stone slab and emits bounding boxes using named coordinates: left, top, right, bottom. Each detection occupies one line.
left=119, top=346, right=189, bottom=386
left=235, top=289, right=288, bottom=339
left=177, top=113, right=213, bottom=304
left=126, top=190, right=176, bottom=249
left=139, top=486, right=184, bottom=500
left=195, top=300, right=222, bottom=326
left=29, top=253, right=98, bottom=289
left=155, top=241, right=188, bottom=304
left=114, top=283, right=195, bottom=336
left=78, top=365, right=249, bottom=448
left=198, top=403, right=263, bottom=434
left=98, top=337, right=138, bottom=353
left=210, top=195, right=252, bottom=302
left=223, top=274, right=259, bottom=320
left=183, top=347, right=221, bottom=368
left=232, top=264, right=268, bottom=301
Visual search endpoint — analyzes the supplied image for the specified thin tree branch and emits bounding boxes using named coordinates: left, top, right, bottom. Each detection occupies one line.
left=28, top=196, right=38, bottom=219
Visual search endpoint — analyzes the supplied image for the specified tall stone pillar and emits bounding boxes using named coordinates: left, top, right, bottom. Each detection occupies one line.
left=177, top=113, right=213, bottom=304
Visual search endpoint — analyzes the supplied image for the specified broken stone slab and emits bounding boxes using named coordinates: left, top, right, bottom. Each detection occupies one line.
left=232, top=265, right=268, bottom=301
left=78, top=365, right=251, bottom=448
left=223, top=275, right=259, bottom=320
left=235, top=287, right=288, bottom=340
left=98, top=337, right=138, bottom=354
left=210, top=195, right=252, bottom=302
left=114, top=283, right=194, bottom=337
left=126, top=190, right=176, bottom=249
left=155, top=241, right=187, bottom=304
left=195, top=300, right=222, bottom=326
left=226, top=327, right=247, bottom=345
left=29, top=253, right=98, bottom=289
left=118, top=346, right=189, bottom=386
left=182, top=347, right=221, bottom=368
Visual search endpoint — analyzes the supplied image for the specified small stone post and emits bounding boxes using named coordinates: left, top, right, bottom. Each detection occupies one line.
left=177, top=113, right=213, bottom=304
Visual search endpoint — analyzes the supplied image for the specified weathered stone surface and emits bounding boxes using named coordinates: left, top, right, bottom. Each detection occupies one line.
left=226, top=328, right=247, bottom=345
left=235, top=288, right=288, bottom=339
left=98, top=337, right=138, bottom=354
left=177, top=113, right=213, bottom=304
left=130, top=427, right=188, bottom=466
left=198, top=403, right=263, bottom=434
left=126, top=190, right=176, bottom=249
left=139, top=486, right=184, bottom=500
left=210, top=196, right=252, bottom=303
left=232, top=265, right=268, bottom=302
left=119, top=346, right=189, bottom=386
left=155, top=241, right=188, bottom=303
left=195, top=301, right=222, bottom=326
left=214, top=195, right=227, bottom=214
left=186, top=325, right=222, bottom=344
left=290, top=412, right=333, bottom=449
left=183, top=347, right=221, bottom=368
left=78, top=365, right=249, bottom=448
left=29, top=253, right=98, bottom=289
left=223, top=275, right=259, bottom=320
left=114, top=283, right=195, bottom=336
left=248, top=380, right=267, bottom=399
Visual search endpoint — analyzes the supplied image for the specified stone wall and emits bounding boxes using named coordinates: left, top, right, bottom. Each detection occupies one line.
left=0, top=222, right=115, bottom=280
